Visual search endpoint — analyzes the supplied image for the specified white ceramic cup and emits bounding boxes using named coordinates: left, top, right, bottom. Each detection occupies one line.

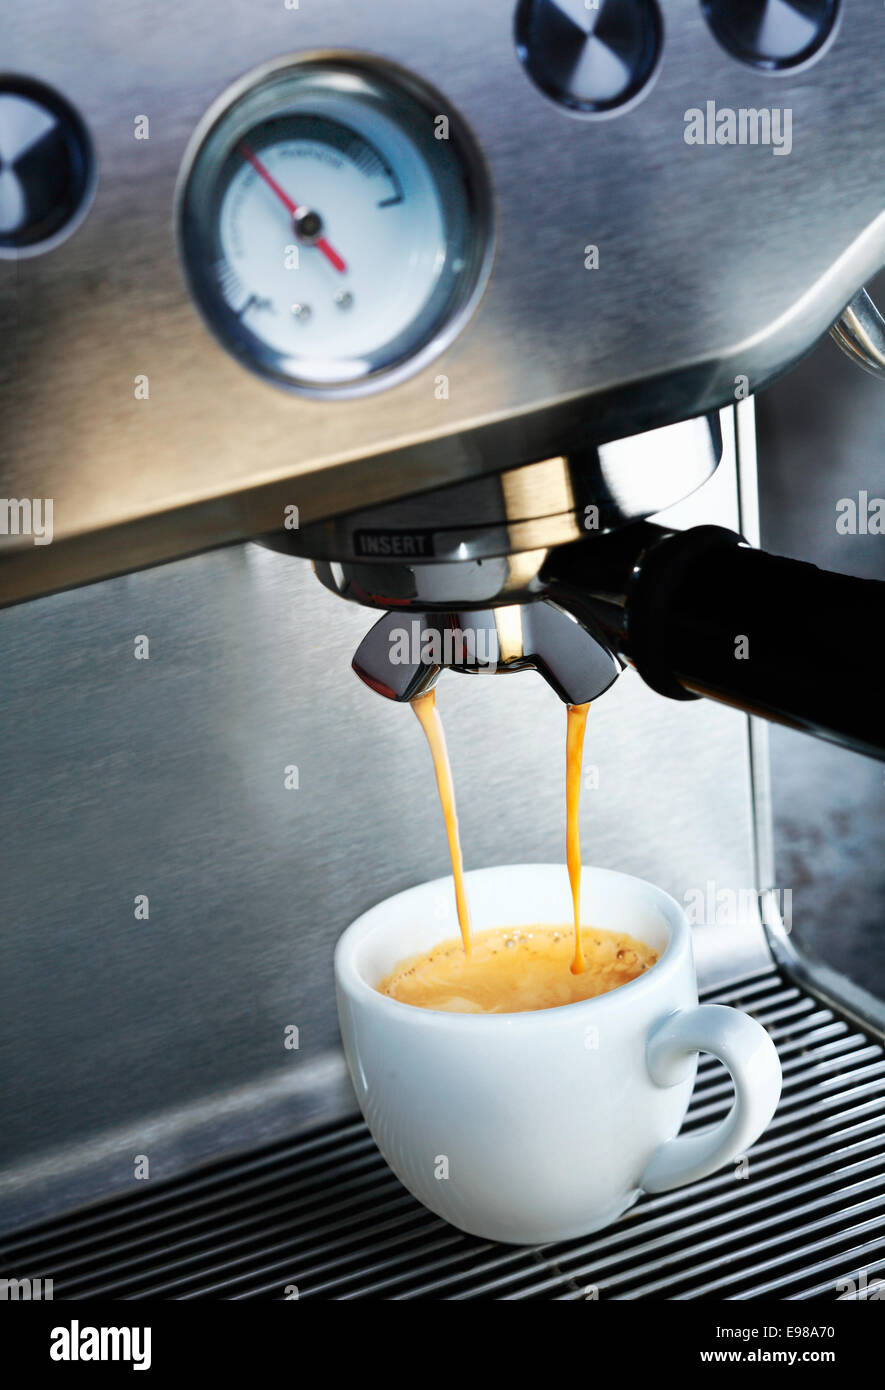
left=335, top=864, right=782, bottom=1244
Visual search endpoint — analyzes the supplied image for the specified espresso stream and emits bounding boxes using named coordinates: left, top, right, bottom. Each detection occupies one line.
left=406, top=692, right=637, bottom=1008
left=411, top=689, right=472, bottom=953
left=566, top=701, right=590, bottom=974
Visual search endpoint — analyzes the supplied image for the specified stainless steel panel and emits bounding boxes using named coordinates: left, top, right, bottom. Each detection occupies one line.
left=752, top=306, right=885, bottom=1007
left=3, top=2, right=885, bottom=600
left=0, top=412, right=768, bottom=1231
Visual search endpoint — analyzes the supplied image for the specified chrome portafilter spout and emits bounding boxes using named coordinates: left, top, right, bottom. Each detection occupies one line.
left=257, top=406, right=885, bottom=759
left=345, top=519, right=885, bottom=762
left=310, top=412, right=721, bottom=709
left=351, top=604, right=621, bottom=704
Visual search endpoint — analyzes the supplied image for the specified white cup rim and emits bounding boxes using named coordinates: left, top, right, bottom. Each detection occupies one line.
left=335, top=863, right=690, bottom=1028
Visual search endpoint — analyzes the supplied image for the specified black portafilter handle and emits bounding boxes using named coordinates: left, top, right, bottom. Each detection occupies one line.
left=544, top=523, right=885, bottom=762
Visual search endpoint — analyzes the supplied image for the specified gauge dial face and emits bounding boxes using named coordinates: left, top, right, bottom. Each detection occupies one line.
left=178, top=59, right=491, bottom=395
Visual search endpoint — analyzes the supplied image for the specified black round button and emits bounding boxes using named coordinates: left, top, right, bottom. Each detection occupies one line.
left=515, top=0, right=662, bottom=114
left=701, top=0, right=839, bottom=71
left=0, top=77, right=95, bottom=258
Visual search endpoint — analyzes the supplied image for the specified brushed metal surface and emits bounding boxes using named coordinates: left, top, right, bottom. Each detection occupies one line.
left=0, top=410, right=768, bottom=1231
left=278, top=412, right=721, bottom=566
left=3, top=1, right=885, bottom=601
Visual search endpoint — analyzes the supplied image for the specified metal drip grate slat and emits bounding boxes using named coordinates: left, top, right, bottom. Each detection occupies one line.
left=2, top=967, right=883, bottom=1300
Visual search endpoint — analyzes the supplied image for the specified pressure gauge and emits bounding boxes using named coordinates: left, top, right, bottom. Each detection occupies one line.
left=177, top=56, right=492, bottom=396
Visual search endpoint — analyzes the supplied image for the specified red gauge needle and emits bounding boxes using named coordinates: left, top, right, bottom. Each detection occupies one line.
left=238, top=141, right=347, bottom=274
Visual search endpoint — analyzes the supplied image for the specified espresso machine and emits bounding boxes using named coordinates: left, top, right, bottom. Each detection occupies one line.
left=1, top=0, right=884, bottom=1299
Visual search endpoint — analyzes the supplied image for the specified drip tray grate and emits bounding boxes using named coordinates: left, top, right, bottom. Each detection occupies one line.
left=3, top=968, right=884, bottom=1299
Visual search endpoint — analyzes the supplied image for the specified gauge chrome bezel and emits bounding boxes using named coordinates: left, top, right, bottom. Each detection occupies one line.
left=175, top=51, right=494, bottom=399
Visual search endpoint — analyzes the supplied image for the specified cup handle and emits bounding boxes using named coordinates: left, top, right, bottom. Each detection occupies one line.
left=639, top=1004, right=782, bottom=1194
